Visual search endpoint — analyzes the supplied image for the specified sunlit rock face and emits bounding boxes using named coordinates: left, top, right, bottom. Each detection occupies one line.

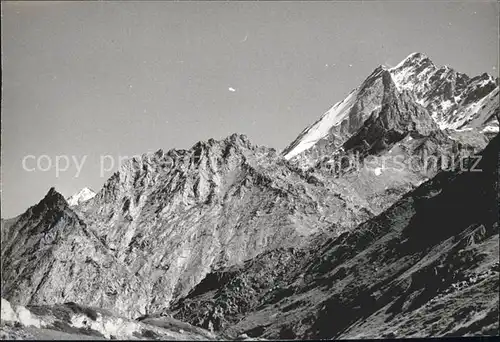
left=1, top=188, right=149, bottom=318
left=389, top=52, right=498, bottom=132
left=1, top=133, right=373, bottom=318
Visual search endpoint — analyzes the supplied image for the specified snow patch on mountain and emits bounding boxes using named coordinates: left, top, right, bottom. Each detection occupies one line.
left=1, top=298, right=46, bottom=329
left=283, top=90, right=358, bottom=160
left=282, top=52, right=497, bottom=165
left=481, top=125, right=499, bottom=133
left=0, top=298, right=217, bottom=340
left=389, top=52, right=435, bottom=92
left=67, top=187, right=96, bottom=206
left=389, top=52, right=498, bottom=131
left=445, top=86, right=499, bottom=130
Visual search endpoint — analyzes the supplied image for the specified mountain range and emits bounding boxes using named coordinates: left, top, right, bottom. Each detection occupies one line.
left=1, top=52, right=498, bottom=340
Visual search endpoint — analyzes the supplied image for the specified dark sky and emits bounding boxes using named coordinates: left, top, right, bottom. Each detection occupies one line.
left=2, top=1, right=499, bottom=218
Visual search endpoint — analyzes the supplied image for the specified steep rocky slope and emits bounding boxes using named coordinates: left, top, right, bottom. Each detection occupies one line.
left=280, top=53, right=496, bottom=220
left=303, top=64, right=491, bottom=215
left=74, top=134, right=377, bottom=316
left=1, top=134, right=374, bottom=319
left=1, top=189, right=149, bottom=318
left=283, top=53, right=498, bottom=170
left=171, top=134, right=499, bottom=339
left=389, top=52, right=499, bottom=132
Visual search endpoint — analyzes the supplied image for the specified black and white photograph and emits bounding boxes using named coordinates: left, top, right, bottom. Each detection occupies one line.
left=1, top=0, right=499, bottom=340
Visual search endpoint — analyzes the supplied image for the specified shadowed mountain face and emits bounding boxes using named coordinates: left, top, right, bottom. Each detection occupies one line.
left=171, top=134, right=499, bottom=339
left=1, top=53, right=498, bottom=339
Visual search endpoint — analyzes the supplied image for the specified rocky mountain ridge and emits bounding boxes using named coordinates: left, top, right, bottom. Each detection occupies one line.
left=283, top=52, right=498, bottom=170
left=171, top=134, right=499, bottom=339
left=389, top=52, right=498, bottom=132
left=1, top=52, right=498, bottom=340
left=2, top=133, right=377, bottom=319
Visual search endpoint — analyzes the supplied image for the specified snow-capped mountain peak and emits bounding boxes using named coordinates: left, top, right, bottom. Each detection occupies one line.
left=283, top=52, right=499, bottom=164
left=67, top=187, right=96, bottom=206
left=388, top=53, right=498, bottom=131
left=391, top=52, right=433, bottom=70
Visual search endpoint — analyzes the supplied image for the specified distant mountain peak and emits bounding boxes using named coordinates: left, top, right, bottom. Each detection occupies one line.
left=396, top=52, right=432, bottom=67
left=67, top=187, right=96, bottom=206
left=283, top=52, right=499, bottom=164
left=388, top=53, right=498, bottom=131
left=391, top=52, right=433, bottom=69
left=189, top=133, right=253, bottom=152
left=225, top=132, right=252, bottom=147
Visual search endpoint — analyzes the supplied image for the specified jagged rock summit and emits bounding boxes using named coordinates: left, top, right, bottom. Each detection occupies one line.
left=2, top=133, right=373, bottom=319
left=172, top=134, right=500, bottom=339
left=283, top=52, right=499, bottom=167
left=389, top=52, right=498, bottom=131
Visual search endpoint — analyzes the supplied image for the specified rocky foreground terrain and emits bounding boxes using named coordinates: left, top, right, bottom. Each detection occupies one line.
left=1, top=53, right=499, bottom=340
left=1, top=298, right=217, bottom=340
